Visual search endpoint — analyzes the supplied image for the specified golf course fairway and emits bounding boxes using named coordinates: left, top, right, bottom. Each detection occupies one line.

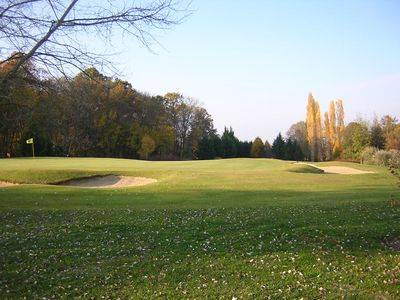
left=0, top=158, right=399, bottom=298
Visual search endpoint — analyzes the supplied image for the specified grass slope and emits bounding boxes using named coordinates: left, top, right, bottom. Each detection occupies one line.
left=0, top=158, right=399, bottom=298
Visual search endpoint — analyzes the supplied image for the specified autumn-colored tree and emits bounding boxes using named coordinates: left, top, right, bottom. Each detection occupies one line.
left=321, top=99, right=345, bottom=160
left=287, top=121, right=309, bottom=159
left=138, top=135, right=156, bottom=160
left=386, top=125, right=400, bottom=150
left=335, top=99, right=345, bottom=156
left=381, top=115, right=398, bottom=150
left=251, top=137, right=265, bottom=158
left=0, top=54, right=39, bottom=157
left=306, top=93, right=322, bottom=161
left=328, top=101, right=337, bottom=146
left=323, top=112, right=332, bottom=160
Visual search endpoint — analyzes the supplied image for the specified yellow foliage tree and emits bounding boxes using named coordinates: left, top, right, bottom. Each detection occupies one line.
left=306, top=93, right=323, bottom=161
left=323, top=112, right=331, bottom=160
left=334, top=99, right=345, bottom=156
left=328, top=101, right=337, bottom=146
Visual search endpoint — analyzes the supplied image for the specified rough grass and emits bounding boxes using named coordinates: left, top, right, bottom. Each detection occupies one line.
left=0, top=158, right=399, bottom=298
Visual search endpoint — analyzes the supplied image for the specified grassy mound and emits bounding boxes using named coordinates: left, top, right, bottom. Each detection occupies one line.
left=288, top=163, right=325, bottom=174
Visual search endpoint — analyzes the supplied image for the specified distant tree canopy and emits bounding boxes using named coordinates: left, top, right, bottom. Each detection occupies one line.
left=287, top=121, right=309, bottom=159
left=270, top=133, right=304, bottom=161
left=342, top=122, right=370, bottom=161
left=0, top=59, right=216, bottom=159
left=251, top=137, right=265, bottom=158
left=1, top=61, right=398, bottom=163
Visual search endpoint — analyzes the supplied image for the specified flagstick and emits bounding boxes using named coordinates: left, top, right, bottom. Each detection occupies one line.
left=32, top=142, right=35, bottom=158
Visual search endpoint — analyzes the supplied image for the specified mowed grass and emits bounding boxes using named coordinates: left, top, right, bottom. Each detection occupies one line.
left=0, top=158, right=399, bottom=298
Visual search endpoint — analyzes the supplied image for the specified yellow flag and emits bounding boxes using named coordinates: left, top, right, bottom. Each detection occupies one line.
left=26, top=138, right=34, bottom=144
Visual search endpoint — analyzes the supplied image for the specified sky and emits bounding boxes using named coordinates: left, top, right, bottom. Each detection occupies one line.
left=112, top=0, right=399, bottom=142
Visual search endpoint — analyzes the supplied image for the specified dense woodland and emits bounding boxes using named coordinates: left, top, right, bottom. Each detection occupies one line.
left=0, top=55, right=399, bottom=162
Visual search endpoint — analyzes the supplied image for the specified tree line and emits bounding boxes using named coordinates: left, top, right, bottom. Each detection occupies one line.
left=286, top=93, right=399, bottom=162
left=1, top=55, right=399, bottom=161
left=197, top=130, right=304, bottom=161
left=1, top=56, right=216, bottom=160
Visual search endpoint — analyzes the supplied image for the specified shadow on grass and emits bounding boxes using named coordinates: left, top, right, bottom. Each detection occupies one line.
left=0, top=185, right=399, bottom=210
left=1, top=185, right=399, bottom=297
left=0, top=203, right=399, bottom=297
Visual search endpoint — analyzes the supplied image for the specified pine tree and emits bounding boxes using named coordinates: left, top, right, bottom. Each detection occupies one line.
left=284, top=139, right=295, bottom=160
left=272, top=133, right=285, bottom=159
left=198, top=136, right=215, bottom=159
left=293, top=140, right=304, bottom=161
left=265, top=140, right=272, bottom=158
left=221, top=127, right=238, bottom=158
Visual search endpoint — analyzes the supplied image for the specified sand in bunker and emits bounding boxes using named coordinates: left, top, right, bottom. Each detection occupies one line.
left=0, top=181, right=18, bottom=187
left=58, top=175, right=157, bottom=188
left=296, top=162, right=374, bottom=174
left=319, top=166, right=374, bottom=175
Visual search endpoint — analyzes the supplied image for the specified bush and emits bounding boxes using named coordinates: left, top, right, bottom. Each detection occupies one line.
left=360, top=147, right=378, bottom=165
left=359, top=147, right=400, bottom=169
left=388, top=150, right=400, bottom=169
left=373, top=149, right=400, bottom=168
left=374, top=150, right=393, bottom=167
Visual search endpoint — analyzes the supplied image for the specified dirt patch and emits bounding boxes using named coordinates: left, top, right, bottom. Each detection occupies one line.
left=0, top=181, right=18, bottom=187
left=383, top=237, right=400, bottom=252
left=56, top=175, right=157, bottom=189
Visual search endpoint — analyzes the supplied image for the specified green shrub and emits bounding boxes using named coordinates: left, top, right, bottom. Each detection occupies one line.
left=360, top=147, right=378, bottom=165
left=388, top=150, right=400, bottom=169
left=374, top=150, right=399, bottom=167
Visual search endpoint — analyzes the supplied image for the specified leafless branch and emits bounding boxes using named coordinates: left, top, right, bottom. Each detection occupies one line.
left=0, top=0, right=190, bottom=83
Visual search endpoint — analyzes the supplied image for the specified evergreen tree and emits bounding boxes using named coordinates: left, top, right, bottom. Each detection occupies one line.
left=221, top=127, right=238, bottom=158
left=211, top=134, right=223, bottom=157
left=293, top=140, right=304, bottom=161
left=251, top=137, right=265, bottom=158
left=265, top=140, right=272, bottom=158
left=197, top=136, right=215, bottom=159
left=272, top=133, right=285, bottom=159
left=237, top=141, right=252, bottom=157
left=284, top=139, right=295, bottom=160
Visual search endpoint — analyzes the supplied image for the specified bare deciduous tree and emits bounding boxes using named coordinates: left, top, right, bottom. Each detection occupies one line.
left=0, top=0, right=189, bottom=82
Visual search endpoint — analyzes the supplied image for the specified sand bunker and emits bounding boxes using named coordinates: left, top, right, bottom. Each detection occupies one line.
left=0, top=181, right=18, bottom=187
left=295, top=163, right=374, bottom=175
left=57, top=175, right=157, bottom=188
left=319, top=166, right=374, bottom=175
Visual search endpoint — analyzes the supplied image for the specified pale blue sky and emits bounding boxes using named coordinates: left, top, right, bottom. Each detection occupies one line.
left=112, top=0, right=399, bottom=142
